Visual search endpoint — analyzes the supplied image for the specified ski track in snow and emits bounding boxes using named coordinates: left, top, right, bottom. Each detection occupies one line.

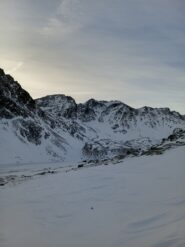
left=0, top=146, right=185, bottom=247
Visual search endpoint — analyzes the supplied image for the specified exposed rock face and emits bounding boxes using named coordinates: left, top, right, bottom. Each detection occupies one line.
left=0, top=69, right=67, bottom=158
left=0, top=69, right=43, bottom=146
left=0, top=68, right=185, bottom=164
left=37, top=95, right=77, bottom=119
left=0, top=71, right=35, bottom=119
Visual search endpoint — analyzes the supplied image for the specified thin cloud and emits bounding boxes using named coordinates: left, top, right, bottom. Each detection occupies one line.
left=7, top=62, right=24, bottom=74
left=0, top=0, right=184, bottom=113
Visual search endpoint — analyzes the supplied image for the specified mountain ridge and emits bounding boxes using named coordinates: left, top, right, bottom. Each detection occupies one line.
left=0, top=68, right=185, bottom=165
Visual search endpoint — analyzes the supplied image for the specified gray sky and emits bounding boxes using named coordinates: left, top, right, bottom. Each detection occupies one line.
left=0, top=0, right=185, bottom=113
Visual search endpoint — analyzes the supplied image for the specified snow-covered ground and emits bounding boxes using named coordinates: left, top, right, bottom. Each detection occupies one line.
left=0, top=147, right=185, bottom=247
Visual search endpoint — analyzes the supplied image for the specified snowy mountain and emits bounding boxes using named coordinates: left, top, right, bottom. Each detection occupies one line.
left=0, top=68, right=185, bottom=165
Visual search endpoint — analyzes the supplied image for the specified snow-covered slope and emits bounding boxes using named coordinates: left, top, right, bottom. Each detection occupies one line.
left=0, top=146, right=185, bottom=247
left=0, top=69, right=72, bottom=164
left=0, top=68, right=185, bottom=165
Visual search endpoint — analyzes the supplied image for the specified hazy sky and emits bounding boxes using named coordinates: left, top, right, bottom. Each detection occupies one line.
left=0, top=0, right=185, bottom=113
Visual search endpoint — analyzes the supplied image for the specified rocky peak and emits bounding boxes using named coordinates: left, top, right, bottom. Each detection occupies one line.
left=85, top=98, right=106, bottom=108
left=0, top=68, right=35, bottom=119
left=0, top=68, right=5, bottom=76
left=36, top=94, right=77, bottom=119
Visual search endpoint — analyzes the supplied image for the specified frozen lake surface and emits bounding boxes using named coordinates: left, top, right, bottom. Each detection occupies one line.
left=0, top=147, right=185, bottom=247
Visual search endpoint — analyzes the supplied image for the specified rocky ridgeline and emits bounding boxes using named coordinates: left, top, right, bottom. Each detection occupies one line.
left=0, top=68, right=35, bottom=119
left=0, top=68, right=185, bottom=164
left=0, top=69, right=66, bottom=149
